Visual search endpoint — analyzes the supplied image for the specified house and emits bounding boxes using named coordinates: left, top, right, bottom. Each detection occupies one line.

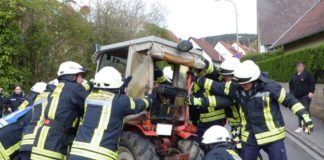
left=257, top=0, right=317, bottom=52
left=232, top=43, right=251, bottom=55
left=214, top=41, right=237, bottom=59
left=270, top=0, right=324, bottom=52
left=190, top=37, right=224, bottom=66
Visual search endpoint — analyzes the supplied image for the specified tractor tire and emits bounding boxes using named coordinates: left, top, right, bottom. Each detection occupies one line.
left=118, top=131, right=159, bottom=160
left=177, top=140, right=204, bottom=160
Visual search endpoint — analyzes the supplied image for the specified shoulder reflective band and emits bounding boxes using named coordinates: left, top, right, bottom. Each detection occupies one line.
left=263, top=96, right=276, bottom=130
left=278, top=88, right=286, bottom=104
left=224, top=81, right=232, bottom=95
left=291, top=103, right=304, bottom=114
left=204, top=79, right=213, bottom=91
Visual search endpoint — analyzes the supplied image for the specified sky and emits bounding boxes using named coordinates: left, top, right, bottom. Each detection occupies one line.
left=73, top=0, right=257, bottom=39
left=145, top=0, right=257, bottom=39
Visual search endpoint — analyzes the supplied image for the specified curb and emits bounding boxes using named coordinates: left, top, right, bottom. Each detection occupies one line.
left=286, top=128, right=324, bottom=160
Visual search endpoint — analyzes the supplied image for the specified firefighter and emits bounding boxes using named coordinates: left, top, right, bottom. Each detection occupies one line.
left=68, top=66, right=153, bottom=160
left=0, top=82, right=47, bottom=160
left=189, top=59, right=227, bottom=143
left=19, top=79, right=58, bottom=160
left=193, top=60, right=313, bottom=160
left=31, top=61, right=89, bottom=160
left=202, top=125, right=242, bottom=160
left=218, top=58, right=241, bottom=146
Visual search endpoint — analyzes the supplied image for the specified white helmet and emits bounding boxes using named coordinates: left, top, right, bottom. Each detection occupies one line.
left=31, top=82, right=47, bottom=93
left=163, top=66, right=173, bottom=80
left=220, top=57, right=241, bottom=75
left=234, top=60, right=261, bottom=84
left=202, top=125, right=231, bottom=144
left=48, top=79, right=59, bottom=86
left=94, top=67, right=123, bottom=89
left=57, top=61, right=85, bottom=77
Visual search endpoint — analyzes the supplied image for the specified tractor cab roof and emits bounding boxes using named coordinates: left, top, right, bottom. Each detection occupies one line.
left=93, top=36, right=206, bottom=69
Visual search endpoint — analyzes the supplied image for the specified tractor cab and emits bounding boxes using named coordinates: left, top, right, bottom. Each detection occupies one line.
left=93, top=36, right=205, bottom=160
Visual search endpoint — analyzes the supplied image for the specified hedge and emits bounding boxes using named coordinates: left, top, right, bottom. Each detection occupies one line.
left=244, top=44, right=324, bottom=82
left=241, top=48, right=284, bottom=62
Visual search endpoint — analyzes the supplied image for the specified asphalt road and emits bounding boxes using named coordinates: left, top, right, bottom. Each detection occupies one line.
left=260, top=138, right=315, bottom=160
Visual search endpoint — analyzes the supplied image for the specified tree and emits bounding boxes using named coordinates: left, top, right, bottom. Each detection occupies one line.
left=0, top=0, right=27, bottom=92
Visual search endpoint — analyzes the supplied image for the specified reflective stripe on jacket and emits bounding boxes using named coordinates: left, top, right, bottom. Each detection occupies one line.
left=31, top=80, right=89, bottom=160
left=197, top=77, right=308, bottom=145
left=68, top=90, right=150, bottom=160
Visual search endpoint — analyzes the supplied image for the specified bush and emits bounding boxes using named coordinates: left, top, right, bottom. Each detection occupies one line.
left=241, top=48, right=284, bottom=61
left=255, top=45, right=324, bottom=82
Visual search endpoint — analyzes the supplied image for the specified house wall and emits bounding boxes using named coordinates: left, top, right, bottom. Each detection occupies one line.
left=232, top=43, right=246, bottom=55
left=214, top=43, right=234, bottom=59
left=284, top=32, right=324, bottom=52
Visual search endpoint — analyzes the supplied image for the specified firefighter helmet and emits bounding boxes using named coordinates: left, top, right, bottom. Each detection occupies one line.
left=48, top=79, right=59, bottom=86
left=31, top=82, right=47, bottom=93
left=57, top=61, right=86, bottom=77
left=94, top=67, right=123, bottom=89
left=234, top=60, right=261, bottom=84
left=202, top=125, right=231, bottom=144
left=220, top=57, right=241, bottom=75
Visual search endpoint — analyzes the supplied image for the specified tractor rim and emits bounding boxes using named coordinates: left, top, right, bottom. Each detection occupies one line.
left=118, top=146, right=135, bottom=160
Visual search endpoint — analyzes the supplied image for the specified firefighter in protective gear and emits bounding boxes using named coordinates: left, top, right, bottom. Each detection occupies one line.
left=189, top=59, right=226, bottom=143
left=19, top=80, right=58, bottom=160
left=0, top=82, right=47, bottom=160
left=202, top=125, right=242, bottom=160
left=68, top=66, right=153, bottom=160
left=194, top=60, right=313, bottom=160
left=31, top=61, right=89, bottom=160
left=219, top=58, right=241, bottom=147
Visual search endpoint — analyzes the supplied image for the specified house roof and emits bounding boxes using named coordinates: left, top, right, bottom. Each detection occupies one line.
left=191, top=37, right=224, bottom=62
left=271, top=0, right=324, bottom=48
left=219, top=41, right=238, bottom=55
left=257, top=0, right=316, bottom=45
left=239, top=44, right=250, bottom=53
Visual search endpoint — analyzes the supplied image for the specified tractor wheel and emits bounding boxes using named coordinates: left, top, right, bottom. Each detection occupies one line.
left=177, top=140, right=204, bottom=160
left=118, top=131, right=159, bottom=160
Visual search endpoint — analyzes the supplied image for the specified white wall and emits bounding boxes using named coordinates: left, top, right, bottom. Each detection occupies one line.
left=214, top=42, right=234, bottom=59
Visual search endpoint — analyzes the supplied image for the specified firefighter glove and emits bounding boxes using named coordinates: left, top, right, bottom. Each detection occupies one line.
left=301, top=113, right=314, bottom=134
left=186, top=96, right=202, bottom=107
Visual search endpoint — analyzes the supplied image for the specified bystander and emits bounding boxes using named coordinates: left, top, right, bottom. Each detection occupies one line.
left=289, top=61, right=315, bottom=133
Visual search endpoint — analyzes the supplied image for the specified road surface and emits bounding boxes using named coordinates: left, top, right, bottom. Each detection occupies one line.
left=261, top=137, right=315, bottom=160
